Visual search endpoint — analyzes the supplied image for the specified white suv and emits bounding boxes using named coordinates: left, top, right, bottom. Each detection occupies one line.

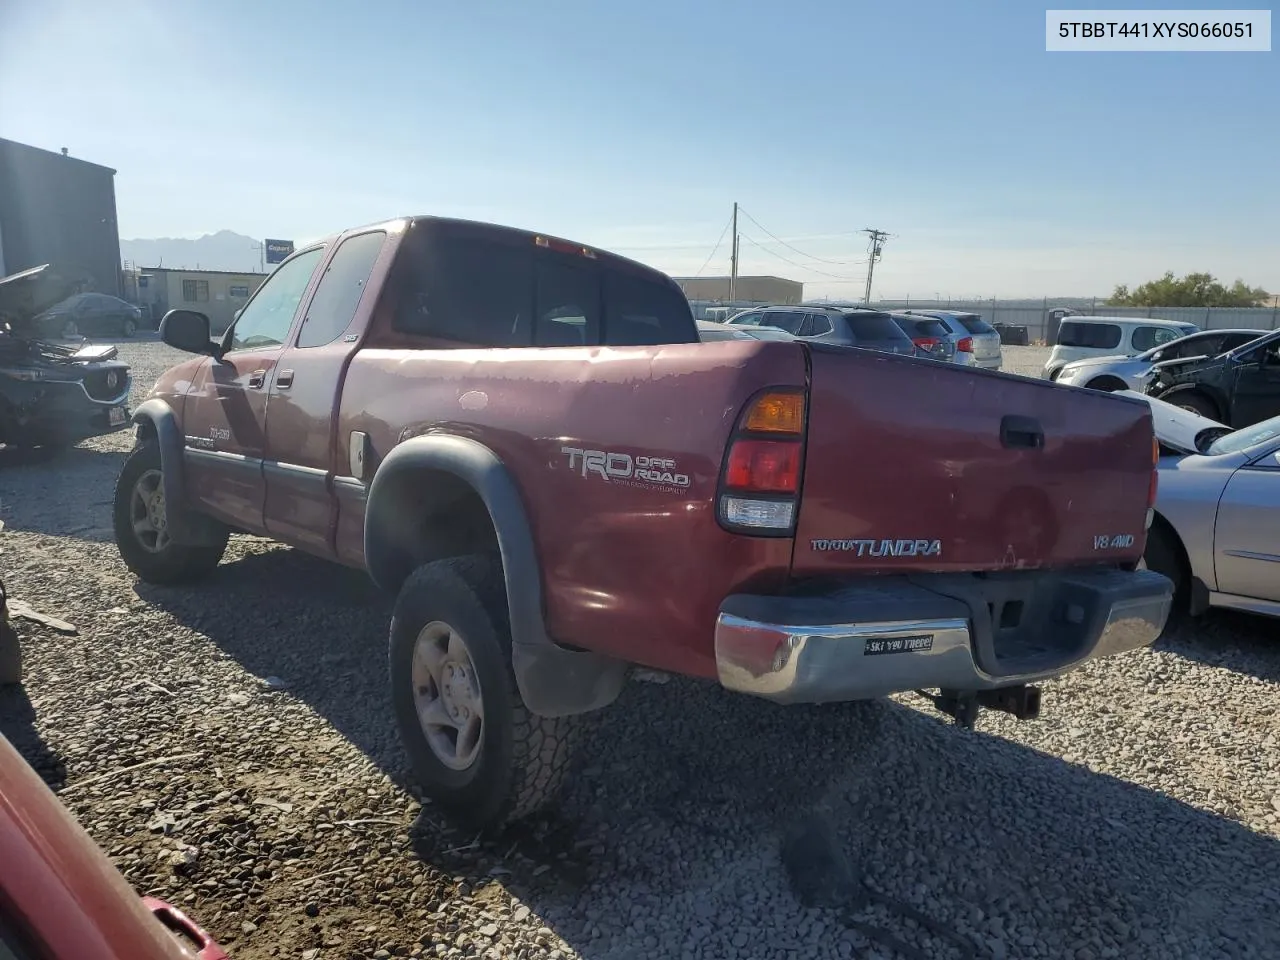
left=1043, top=316, right=1199, bottom=380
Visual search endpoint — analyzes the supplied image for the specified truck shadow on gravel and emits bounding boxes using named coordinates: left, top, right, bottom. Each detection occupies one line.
left=137, top=544, right=1280, bottom=960
left=0, top=445, right=125, bottom=542
left=0, top=682, right=66, bottom=790
left=483, top=685, right=1280, bottom=960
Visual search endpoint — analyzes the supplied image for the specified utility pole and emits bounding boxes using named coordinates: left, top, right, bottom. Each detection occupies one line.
left=729, top=202, right=739, bottom=302
left=861, top=228, right=889, bottom=303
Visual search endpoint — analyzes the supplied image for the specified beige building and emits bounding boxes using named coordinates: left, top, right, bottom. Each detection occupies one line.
left=135, top=267, right=267, bottom=334
left=672, top=275, right=803, bottom=305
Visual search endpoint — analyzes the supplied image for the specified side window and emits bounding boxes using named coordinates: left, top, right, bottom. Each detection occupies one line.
left=228, top=248, right=324, bottom=352
left=1222, top=332, right=1260, bottom=352
left=761, top=311, right=805, bottom=334
left=1058, top=322, right=1121, bottom=349
left=1131, top=326, right=1180, bottom=351
left=805, top=313, right=834, bottom=335
left=728, top=311, right=763, bottom=326
left=603, top=273, right=694, bottom=345
left=393, top=236, right=533, bottom=346
left=535, top=259, right=599, bottom=346
left=296, top=231, right=386, bottom=348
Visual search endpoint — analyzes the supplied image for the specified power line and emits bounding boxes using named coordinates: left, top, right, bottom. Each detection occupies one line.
left=693, top=211, right=735, bottom=277
left=738, top=233, right=863, bottom=282
left=737, top=207, right=868, bottom=267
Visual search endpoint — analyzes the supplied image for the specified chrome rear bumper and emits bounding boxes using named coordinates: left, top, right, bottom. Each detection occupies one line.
left=715, top=568, right=1172, bottom=705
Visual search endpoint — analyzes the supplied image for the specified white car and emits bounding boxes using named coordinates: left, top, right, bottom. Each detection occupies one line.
left=1054, top=328, right=1267, bottom=392
left=1043, top=316, right=1198, bottom=381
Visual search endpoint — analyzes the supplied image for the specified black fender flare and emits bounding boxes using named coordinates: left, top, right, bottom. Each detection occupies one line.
left=129, top=399, right=201, bottom=544
left=365, top=434, right=627, bottom=718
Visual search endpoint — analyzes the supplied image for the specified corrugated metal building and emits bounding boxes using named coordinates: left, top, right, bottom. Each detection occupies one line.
left=0, top=138, right=122, bottom=296
left=672, top=275, right=803, bottom=305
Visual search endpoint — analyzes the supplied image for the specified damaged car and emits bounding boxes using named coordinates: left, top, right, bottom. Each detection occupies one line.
left=1145, top=328, right=1280, bottom=428
left=0, top=264, right=133, bottom=448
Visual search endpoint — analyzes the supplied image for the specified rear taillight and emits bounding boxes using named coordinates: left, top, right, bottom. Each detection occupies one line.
left=956, top=337, right=974, bottom=353
left=719, top=389, right=806, bottom=535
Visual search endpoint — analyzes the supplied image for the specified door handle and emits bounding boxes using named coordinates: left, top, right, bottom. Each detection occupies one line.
left=276, top=369, right=295, bottom=389
left=248, top=369, right=266, bottom=389
left=1001, top=414, right=1044, bottom=450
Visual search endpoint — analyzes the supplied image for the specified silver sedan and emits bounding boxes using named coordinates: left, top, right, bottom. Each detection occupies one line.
left=1135, top=393, right=1280, bottom=620
left=1054, top=328, right=1267, bottom=392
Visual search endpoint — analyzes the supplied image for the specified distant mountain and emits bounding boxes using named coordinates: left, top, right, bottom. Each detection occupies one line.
left=120, top=230, right=267, bottom=273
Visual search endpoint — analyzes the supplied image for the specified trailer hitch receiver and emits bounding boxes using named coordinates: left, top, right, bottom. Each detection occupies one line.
left=918, top=685, right=1042, bottom=729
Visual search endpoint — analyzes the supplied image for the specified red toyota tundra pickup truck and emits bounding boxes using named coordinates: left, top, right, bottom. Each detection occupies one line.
left=115, top=216, right=1172, bottom=829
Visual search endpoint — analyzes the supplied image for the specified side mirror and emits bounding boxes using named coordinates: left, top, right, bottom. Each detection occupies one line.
left=159, top=309, right=215, bottom=356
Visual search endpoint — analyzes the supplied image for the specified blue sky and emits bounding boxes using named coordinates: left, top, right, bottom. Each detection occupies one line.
left=2, top=0, right=1275, bottom=298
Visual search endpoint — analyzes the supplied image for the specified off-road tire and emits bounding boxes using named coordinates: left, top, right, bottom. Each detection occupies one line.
left=389, top=554, right=580, bottom=831
left=113, top=442, right=228, bottom=584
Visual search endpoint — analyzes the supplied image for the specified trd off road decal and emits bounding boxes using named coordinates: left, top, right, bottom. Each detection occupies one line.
left=561, top=447, right=691, bottom=492
left=810, top=538, right=943, bottom=558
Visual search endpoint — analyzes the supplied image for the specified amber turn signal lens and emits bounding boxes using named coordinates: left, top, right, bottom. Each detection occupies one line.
left=744, top=392, right=805, bottom=434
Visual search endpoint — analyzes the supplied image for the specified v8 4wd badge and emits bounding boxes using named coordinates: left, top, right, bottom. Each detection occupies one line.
left=1094, top=533, right=1135, bottom=550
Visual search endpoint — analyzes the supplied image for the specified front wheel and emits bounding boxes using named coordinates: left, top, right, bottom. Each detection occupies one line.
left=113, top=442, right=228, bottom=583
left=389, top=555, right=581, bottom=831
left=122, top=317, right=137, bottom=338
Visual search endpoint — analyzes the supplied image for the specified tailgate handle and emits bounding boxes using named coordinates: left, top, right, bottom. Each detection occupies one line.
left=1001, top=415, right=1044, bottom=450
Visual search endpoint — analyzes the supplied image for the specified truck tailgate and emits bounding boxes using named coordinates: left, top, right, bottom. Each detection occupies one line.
left=793, top=344, right=1154, bottom=574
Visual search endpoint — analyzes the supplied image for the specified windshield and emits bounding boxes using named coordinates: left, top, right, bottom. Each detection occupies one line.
left=1205, top=415, right=1280, bottom=457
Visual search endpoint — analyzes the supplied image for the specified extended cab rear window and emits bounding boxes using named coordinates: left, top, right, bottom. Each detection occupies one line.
left=1057, top=321, right=1122, bottom=349
left=391, top=227, right=694, bottom=347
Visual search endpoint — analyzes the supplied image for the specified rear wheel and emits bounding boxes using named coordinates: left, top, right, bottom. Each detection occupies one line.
left=389, top=554, right=580, bottom=830
left=1169, top=392, right=1219, bottom=420
left=113, top=442, right=228, bottom=583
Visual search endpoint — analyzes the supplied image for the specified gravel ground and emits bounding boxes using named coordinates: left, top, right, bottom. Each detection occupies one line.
left=2, top=339, right=1279, bottom=960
